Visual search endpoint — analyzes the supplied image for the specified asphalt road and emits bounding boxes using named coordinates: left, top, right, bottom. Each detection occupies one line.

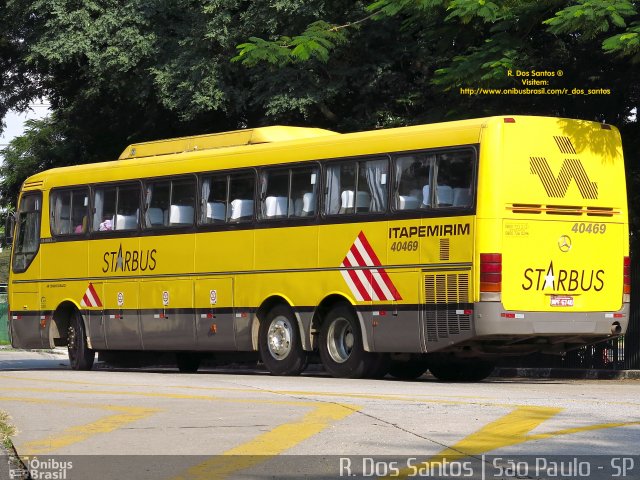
left=0, top=349, right=639, bottom=479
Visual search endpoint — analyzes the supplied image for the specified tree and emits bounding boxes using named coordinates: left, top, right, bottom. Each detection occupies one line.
left=0, top=0, right=638, bottom=244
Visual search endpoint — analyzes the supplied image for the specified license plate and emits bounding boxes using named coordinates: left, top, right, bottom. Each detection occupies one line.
left=550, top=295, right=574, bottom=307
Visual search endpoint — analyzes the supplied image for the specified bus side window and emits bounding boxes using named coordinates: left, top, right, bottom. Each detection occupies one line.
left=93, top=187, right=117, bottom=231
left=360, top=158, right=388, bottom=213
left=50, top=188, right=89, bottom=236
left=260, top=168, right=289, bottom=219
left=326, top=158, right=388, bottom=215
left=144, top=181, right=170, bottom=227
left=435, top=151, right=474, bottom=207
left=115, top=184, right=140, bottom=230
left=168, top=178, right=195, bottom=226
left=290, top=167, right=318, bottom=217
left=200, top=174, right=228, bottom=224
left=228, top=172, right=255, bottom=222
left=394, top=155, right=433, bottom=210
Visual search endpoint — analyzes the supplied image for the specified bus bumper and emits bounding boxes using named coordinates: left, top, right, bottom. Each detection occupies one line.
left=468, top=301, right=630, bottom=354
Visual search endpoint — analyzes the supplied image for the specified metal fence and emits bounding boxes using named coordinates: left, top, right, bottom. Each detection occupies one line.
left=498, top=257, right=640, bottom=370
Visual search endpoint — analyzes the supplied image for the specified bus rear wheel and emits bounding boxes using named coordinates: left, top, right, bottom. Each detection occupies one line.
left=428, top=356, right=495, bottom=382
left=259, top=304, right=307, bottom=376
left=67, top=310, right=95, bottom=371
left=176, top=353, right=201, bottom=373
left=319, top=304, right=372, bottom=378
left=388, top=358, right=429, bottom=380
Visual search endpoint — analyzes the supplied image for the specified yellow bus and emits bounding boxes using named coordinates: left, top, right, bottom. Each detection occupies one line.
left=6, top=115, right=630, bottom=381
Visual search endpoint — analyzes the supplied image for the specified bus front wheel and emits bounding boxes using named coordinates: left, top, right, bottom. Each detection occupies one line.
left=259, top=304, right=307, bottom=376
left=67, top=311, right=95, bottom=371
left=319, top=304, right=372, bottom=378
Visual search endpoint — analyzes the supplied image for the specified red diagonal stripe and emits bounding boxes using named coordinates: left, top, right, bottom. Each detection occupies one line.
left=374, top=268, right=402, bottom=300
left=349, top=246, right=384, bottom=300
left=342, top=257, right=371, bottom=301
left=87, top=283, right=102, bottom=307
left=357, top=231, right=382, bottom=266
left=356, top=231, right=402, bottom=300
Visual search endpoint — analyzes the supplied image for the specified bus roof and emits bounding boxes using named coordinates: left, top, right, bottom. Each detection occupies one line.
left=118, top=126, right=339, bottom=160
left=21, top=116, right=615, bottom=189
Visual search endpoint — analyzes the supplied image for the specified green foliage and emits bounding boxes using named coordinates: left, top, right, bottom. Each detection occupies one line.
left=543, top=0, right=636, bottom=38
left=234, top=21, right=348, bottom=65
left=603, top=22, right=640, bottom=60
left=0, top=117, right=75, bottom=208
left=0, top=250, right=10, bottom=286
left=0, top=410, right=16, bottom=447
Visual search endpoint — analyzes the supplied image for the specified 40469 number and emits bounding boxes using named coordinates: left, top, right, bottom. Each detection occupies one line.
left=571, top=223, right=607, bottom=234
left=390, top=241, right=419, bottom=251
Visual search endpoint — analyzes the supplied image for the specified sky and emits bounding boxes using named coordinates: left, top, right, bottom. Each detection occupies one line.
left=0, top=102, right=51, bottom=149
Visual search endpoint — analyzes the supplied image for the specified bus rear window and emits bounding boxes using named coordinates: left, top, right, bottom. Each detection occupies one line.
left=13, top=192, right=42, bottom=273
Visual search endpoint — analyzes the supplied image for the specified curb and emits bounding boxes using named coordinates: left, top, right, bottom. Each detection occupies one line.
left=492, top=367, right=640, bottom=380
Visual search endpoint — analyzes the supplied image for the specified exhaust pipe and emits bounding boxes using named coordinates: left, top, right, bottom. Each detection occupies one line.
left=611, top=322, right=622, bottom=335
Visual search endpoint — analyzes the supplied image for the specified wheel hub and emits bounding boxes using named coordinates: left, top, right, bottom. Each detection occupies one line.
left=267, top=317, right=292, bottom=360
left=327, top=317, right=353, bottom=364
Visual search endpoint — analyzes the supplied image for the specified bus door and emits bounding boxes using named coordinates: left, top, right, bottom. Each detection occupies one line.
left=9, top=191, right=44, bottom=348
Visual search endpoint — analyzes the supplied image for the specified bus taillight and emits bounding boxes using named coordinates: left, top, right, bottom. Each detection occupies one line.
left=624, top=256, right=631, bottom=297
left=480, top=253, right=502, bottom=296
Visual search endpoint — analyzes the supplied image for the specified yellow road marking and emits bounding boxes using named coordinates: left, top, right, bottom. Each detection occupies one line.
left=388, top=406, right=640, bottom=479
left=0, top=387, right=359, bottom=464
left=175, top=403, right=357, bottom=480
left=0, top=396, right=159, bottom=455
left=3, top=373, right=639, bottom=407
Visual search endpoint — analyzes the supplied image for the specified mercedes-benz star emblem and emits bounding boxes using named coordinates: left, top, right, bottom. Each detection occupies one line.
left=558, top=235, right=572, bottom=252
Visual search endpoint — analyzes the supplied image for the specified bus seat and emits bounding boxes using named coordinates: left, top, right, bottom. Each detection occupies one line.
left=265, top=196, right=287, bottom=217
left=422, top=185, right=430, bottom=206
left=115, top=214, right=137, bottom=230
left=398, top=195, right=420, bottom=210
left=147, top=207, right=165, bottom=226
left=230, top=199, right=253, bottom=220
left=206, top=202, right=226, bottom=222
left=453, top=188, right=471, bottom=206
left=436, top=185, right=453, bottom=206
left=169, top=205, right=194, bottom=225
left=340, top=190, right=370, bottom=212
left=302, top=192, right=315, bottom=215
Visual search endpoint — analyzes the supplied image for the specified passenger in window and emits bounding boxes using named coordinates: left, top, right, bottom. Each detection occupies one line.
left=99, top=217, right=113, bottom=231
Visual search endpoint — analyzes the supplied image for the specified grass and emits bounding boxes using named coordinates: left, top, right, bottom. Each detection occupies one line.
left=0, top=410, right=16, bottom=450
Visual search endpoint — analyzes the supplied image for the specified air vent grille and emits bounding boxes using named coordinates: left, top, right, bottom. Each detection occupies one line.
left=424, top=272, right=472, bottom=343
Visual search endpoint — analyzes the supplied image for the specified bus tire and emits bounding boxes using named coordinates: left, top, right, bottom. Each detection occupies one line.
left=364, top=353, right=390, bottom=379
left=428, top=357, right=494, bottom=382
left=388, top=359, right=429, bottom=380
left=319, top=304, right=370, bottom=378
left=259, top=304, right=307, bottom=376
left=67, top=310, right=95, bottom=371
left=176, top=353, right=201, bottom=373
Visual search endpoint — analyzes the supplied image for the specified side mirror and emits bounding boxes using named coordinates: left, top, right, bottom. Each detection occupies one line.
left=4, top=212, right=15, bottom=246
